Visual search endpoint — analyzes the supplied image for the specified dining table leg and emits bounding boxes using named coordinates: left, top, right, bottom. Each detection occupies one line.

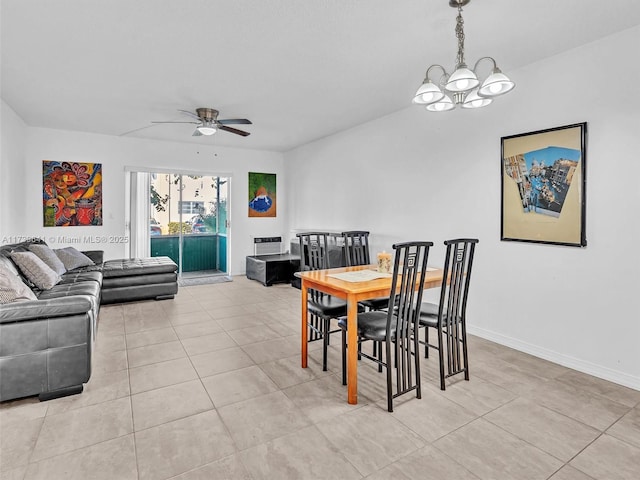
left=301, top=281, right=308, bottom=368
left=347, top=293, right=359, bottom=404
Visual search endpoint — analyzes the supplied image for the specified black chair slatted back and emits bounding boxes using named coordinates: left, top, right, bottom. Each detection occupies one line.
left=296, top=232, right=332, bottom=346
left=437, top=238, right=478, bottom=380
left=297, top=232, right=329, bottom=272
left=342, top=231, right=371, bottom=267
left=342, top=230, right=390, bottom=312
left=385, top=241, right=432, bottom=411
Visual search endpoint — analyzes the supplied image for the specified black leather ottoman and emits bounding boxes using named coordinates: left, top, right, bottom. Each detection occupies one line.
left=100, top=257, right=178, bottom=304
left=246, top=253, right=300, bottom=286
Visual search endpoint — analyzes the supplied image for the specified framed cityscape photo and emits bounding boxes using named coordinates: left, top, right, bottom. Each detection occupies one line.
left=501, top=123, right=587, bottom=247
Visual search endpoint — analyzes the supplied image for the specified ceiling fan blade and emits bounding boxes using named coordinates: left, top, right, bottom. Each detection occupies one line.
left=178, top=109, right=201, bottom=120
left=151, top=121, right=200, bottom=124
left=217, top=118, right=252, bottom=125
left=192, top=129, right=202, bottom=137
left=119, top=124, right=157, bottom=136
left=218, top=125, right=251, bottom=137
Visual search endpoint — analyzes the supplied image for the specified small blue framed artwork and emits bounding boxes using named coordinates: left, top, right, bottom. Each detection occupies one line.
left=248, top=172, right=276, bottom=217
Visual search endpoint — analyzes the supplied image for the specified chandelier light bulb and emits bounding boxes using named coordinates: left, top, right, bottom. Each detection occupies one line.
left=462, top=88, right=492, bottom=109
left=478, top=69, right=515, bottom=97
left=413, top=81, right=445, bottom=105
left=426, top=95, right=455, bottom=112
left=445, top=65, right=479, bottom=92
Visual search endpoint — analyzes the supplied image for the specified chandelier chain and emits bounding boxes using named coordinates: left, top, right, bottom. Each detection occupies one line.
left=455, top=6, right=465, bottom=66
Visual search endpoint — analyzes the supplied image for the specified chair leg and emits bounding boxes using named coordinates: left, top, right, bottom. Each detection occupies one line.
left=462, top=327, right=470, bottom=381
left=322, top=318, right=330, bottom=372
left=385, top=340, right=393, bottom=412
left=377, top=341, right=383, bottom=372
left=414, top=336, right=422, bottom=400
left=437, top=327, right=446, bottom=391
left=424, top=325, right=430, bottom=358
left=341, top=328, right=347, bottom=385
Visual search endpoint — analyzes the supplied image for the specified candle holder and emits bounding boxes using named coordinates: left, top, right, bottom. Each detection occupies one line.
left=377, top=251, right=392, bottom=274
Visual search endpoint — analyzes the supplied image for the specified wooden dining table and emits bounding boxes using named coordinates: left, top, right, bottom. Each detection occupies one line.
left=297, top=264, right=445, bottom=405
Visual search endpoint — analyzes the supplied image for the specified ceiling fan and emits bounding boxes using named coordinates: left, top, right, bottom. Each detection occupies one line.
left=152, top=108, right=252, bottom=137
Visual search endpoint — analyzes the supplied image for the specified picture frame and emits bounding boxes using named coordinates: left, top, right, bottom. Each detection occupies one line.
left=43, top=161, right=103, bottom=227
left=248, top=172, right=276, bottom=217
left=501, top=122, right=587, bottom=247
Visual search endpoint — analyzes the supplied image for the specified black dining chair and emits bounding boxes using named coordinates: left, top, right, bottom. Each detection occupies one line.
left=341, top=230, right=371, bottom=267
left=297, top=232, right=347, bottom=371
left=341, top=231, right=389, bottom=312
left=339, top=241, right=433, bottom=412
left=418, top=238, right=478, bottom=390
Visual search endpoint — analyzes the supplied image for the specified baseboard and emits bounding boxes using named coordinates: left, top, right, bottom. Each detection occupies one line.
left=467, top=325, right=640, bottom=392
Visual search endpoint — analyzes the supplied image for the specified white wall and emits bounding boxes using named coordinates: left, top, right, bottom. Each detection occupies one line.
left=3, top=126, right=286, bottom=275
left=285, top=26, right=640, bottom=390
left=0, top=100, right=27, bottom=237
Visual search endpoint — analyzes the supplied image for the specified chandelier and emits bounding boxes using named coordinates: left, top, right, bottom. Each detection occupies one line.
left=413, top=0, right=514, bottom=111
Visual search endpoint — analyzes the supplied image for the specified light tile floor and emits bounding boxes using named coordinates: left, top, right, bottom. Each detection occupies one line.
left=1, top=276, right=639, bottom=480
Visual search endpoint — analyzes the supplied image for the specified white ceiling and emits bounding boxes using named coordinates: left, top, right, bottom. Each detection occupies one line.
left=3, top=0, right=640, bottom=152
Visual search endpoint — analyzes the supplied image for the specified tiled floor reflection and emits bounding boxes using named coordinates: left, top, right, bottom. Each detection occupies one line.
left=1, top=276, right=639, bottom=479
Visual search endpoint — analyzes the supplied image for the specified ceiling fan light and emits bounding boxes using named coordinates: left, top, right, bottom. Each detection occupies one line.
left=425, top=94, right=455, bottom=112
left=462, top=88, right=492, bottom=109
left=478, top=69, right=515, bottom=97
left=445, top=65, right=479, bottom=92
left=197, top=125, right=217, bottom=136
left=413, top=81, right=445, bottom=105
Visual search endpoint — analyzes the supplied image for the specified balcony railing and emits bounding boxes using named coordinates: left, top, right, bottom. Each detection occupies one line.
left=150, top=233, right=227, bottom=273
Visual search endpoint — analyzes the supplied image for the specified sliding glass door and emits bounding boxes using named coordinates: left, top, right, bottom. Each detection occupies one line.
left=149, top=173, right=229, bottom=279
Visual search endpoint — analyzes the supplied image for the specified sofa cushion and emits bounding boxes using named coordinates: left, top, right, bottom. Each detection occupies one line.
left=68, top=263, right=103, bottom=274
left=10, top=251, right=61, bottom=290
left=102, top=257, right=177, bottom=278
left=0, top=240, right=47, bottom=287
left=0, top=255, right=20, bottom=277
left=0, top=263, right=38, bottom=304
left=60, top=270, right=103, bottom=286
left=29, top=244, right=67, bottom=276
left=81, top=250, right=104, bottom=266
left=37, top=281, right=101, bottom=301
left=54, top=247, right=95, bottom=271
left=37, top=280, right=101, bottom=315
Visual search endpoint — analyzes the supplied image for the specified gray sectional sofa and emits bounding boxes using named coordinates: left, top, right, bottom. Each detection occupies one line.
left=0, top=239, right=178, bottom=402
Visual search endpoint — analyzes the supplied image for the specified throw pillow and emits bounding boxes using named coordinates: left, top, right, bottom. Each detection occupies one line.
left=0, top=263, right=38, bottom=303
left=9, top=251, right=61, bottom=290
left=29, top=244, right=67, bottom=276
left=54, top=247, right=95, bottom=271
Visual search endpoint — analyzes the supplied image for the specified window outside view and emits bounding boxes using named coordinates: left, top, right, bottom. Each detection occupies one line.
left=149, top=173, right=229, bottom=276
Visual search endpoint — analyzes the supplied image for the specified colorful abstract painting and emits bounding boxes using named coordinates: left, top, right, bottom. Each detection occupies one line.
left=248, top=172, right=276, bottom=217
left=43, top=161, right=103, bottom=226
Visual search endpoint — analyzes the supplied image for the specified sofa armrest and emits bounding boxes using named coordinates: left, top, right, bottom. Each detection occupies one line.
left=81, top=250, right=104, bottom=265
left=0, top=296, right=94, bottom=324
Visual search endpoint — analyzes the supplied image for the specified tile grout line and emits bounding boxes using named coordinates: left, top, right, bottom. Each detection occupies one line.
left=121, top=305, right=141, bottom=480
